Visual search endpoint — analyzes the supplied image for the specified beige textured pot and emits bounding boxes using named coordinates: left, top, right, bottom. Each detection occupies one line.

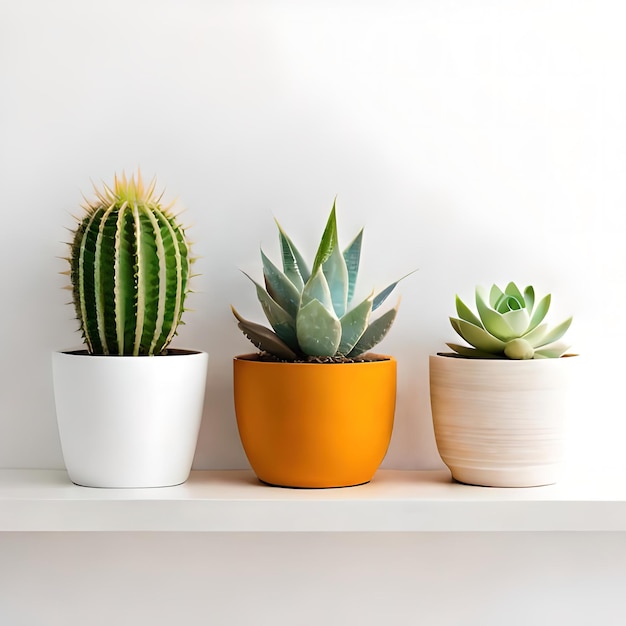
left=429, top=354, right=577, bottom=487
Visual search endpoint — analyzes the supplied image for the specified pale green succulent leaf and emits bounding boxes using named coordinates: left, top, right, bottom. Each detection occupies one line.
left=501, top=307, right=531, bottom=336
left=493, top=282, right=525, bottom=313
left=475, top=287, right=519, bottom=341
left=504, top=338, right=535, bottom=359
left=456, top=295, right=483, bottom=328
left=521, top=323, right=548, bottom=347
left=532, top=317, right=573, bottom=349
left=322, top=242, right=349, bottom=318
left=476, top=308, right=514, bottom=341
left=338, top=293, right=373, bottom=355
left=452, top=318, right=506, bottom=353
left=533, top=341, right=570, bottom=358
left=446, top=343, right=506, bottom=359
left=348, top=302, right=398, bottom=357
left=301, top=267, right=334, bottom=312
left=296, top=299, right=342, bottom=356
left=504, top=282, right=525, bottom=302
left=261, top=249, right=301, bottom=318
left=275, top=219, right=310, bottom=286
left=489, top=284, right=505, bottom=308
left=472, top=288, right=528, bottom=341
left=231, top=306, right=298, bottom=360
left=312, top=201, right=338, bottom=273
left=496, top=294, right=523, bottom=312
left=527, top=294, right=551, bottom=332
left=343, top=228, right=363, bottom=305
left=523, top=285, right=535, bottom=314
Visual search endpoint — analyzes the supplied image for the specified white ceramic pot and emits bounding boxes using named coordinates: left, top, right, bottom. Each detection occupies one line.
left=429, top=354, right=577, bottom=487
left=52, top=349, right=208, bottom=488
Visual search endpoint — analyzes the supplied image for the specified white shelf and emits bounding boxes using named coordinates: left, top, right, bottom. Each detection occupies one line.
left=1, top=469, right=625, bottom=532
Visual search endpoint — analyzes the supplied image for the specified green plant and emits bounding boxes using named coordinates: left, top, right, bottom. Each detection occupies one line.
left=447, top=282, right=572, bottom=359
left=232, top=201, right=409, bottom=361
left=67, top=171, right=192, bottom=356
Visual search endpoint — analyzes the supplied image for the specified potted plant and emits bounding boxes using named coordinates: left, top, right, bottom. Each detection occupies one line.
left=52, top=172, right=208, bottom=488
left=232, top=201, right=410, bottom=488
left=429, top=282, right=575, bottom=487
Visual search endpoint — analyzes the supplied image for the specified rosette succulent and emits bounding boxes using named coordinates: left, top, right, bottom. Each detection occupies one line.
left=67, top=171, right=192, bottom=356
left=447, top=282, right=572, bottom=359
left=232, top=201, right=409, bottom=361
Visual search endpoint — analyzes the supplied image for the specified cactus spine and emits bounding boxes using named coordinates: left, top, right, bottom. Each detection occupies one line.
left=69, top=172, right=191, bottom=356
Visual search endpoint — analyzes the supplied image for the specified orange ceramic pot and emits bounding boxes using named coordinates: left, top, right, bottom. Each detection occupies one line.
left=233, top=354, right=397, bottom=488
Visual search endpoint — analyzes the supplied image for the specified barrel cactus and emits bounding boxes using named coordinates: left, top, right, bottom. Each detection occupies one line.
left=448, top=282, right=572, bottom=359
left=232, top=201, right=409, bottom=361
left=68, top=172, right=192, bottom=356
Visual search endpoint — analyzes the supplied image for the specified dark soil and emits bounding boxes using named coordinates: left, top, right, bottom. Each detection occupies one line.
left=251, top=351, right=390, bottom=364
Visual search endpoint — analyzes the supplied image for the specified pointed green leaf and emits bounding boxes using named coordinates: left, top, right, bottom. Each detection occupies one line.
left=504, top=282, right=524, bottom=302
left=477, top=309, right=517, bottom=341
left=301, top=267, right=334, bottom=313
left=475, top=287, right=518, bottom=341
left=450, top=318, right=506, bottom=353
left=523, top=285, right=535, bottom=314
left=338, top=294, right=373, bottom=355
left=495, top=293, right=523, bottom=312
left=312, top=201, right=338, bottom=273
left=456, top=295, right=482, bottom=328
left=243, top=272, right=298, bottom=349
left=501, top=307, right=531, bottom=336
left=343, top=228, right=362, bottom=305
left=372, top=271, right=416, bottom=312
left=276, top=219, right=310, bottom=286
left=450, top=317, right=463, bottom=338
left=527, top=294, right=551, bottom=332
left=522, top=323, right=548, bottom=347
left=348, top=303, right=398, bottom=357
left=532, top=317, right=573, bottom=349
left=322, top=242, right=349, bottom=317
left=261, top=248, right=301, bottom=317
left=372, top=281, right=399, bottom=312
left=493, top=283, right=524, bottom=313
left=296, top=299, right=342, bottom=356
left=533, top=341, right=570, bottom=358
left=489, top=284, right=504, bottom=308
left=231, top=306, right=298, bottom=360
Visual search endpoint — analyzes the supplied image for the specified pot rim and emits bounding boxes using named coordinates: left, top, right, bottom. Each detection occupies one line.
left=431, top=352, right=578, bottom=362
left=234, top=352, right=395, bottom=364
left=55, top=348, right=206, bottom=358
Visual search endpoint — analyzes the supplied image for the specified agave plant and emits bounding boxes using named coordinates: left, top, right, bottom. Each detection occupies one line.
left=232, top=201, right=408, bottom=361
left=447, top=282, right=572, bottom=359
left=67, top=171, right=192, bottom=356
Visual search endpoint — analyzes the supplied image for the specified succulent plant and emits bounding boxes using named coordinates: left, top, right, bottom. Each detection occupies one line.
left=232, top=201, right=409, bottom=361
left=67, top=171, right=192, bottom=356
left=447, top=282, right=572, bottom=359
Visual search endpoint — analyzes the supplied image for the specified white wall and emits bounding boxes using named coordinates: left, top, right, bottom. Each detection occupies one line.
left=3, top=0, right=624, bottom=473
